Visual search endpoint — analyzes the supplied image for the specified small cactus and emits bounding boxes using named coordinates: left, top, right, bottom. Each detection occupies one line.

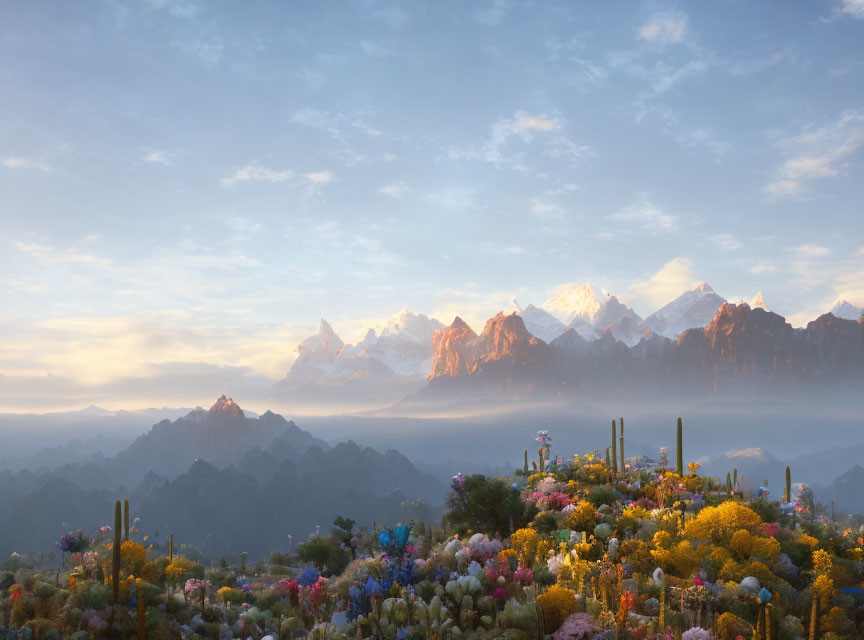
left=112, top=500, right=121, bottom=605
left=611, top=420, right=618, bottom=474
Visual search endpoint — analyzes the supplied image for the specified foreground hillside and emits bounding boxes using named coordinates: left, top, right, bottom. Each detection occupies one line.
left=1, top=423, right=862, bottom=640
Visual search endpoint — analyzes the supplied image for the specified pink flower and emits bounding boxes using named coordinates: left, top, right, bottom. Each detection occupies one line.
left=493, top=588, right=507, bottom=601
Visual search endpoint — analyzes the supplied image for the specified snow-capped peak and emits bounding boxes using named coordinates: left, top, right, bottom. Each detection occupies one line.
left=378, top=308, right=444, bottom=344
left=297, top=319, right=344, bottom=355
left=542, top=282, right=610, bottom=324
left=642, top=283, right=726, bottom=339
left=749, top=291, right=770, bottom=312
left=831, top=300, right=863, bottom=321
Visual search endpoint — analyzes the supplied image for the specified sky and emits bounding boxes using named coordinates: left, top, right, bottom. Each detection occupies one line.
left=1, top=0, right=863, bottom=411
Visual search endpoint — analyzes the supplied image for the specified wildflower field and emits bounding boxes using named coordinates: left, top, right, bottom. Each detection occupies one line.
left=3, top=421, right=863, bottom=640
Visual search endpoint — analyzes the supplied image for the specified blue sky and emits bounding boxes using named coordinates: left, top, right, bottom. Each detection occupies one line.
left=1, top=1, right=863, bottom=409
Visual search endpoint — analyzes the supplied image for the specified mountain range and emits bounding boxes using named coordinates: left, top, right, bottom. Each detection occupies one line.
left=418, top=301, right=864, bottom=405
left=0, top=396, right=446, bottom=559
left=271, top=284, right=864, bottom=408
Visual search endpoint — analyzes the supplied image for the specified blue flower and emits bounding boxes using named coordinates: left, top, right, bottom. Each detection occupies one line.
left=298, top=567, right=320, bottom=587
left=363, top=578, right=384, bottom=598
left=393, top=525, right=411, bottom=547
left=379, top=531, right=393, bottom=547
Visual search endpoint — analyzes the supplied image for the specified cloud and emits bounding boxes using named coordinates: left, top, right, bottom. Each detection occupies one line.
left=4, top=157, right=50, bottom=171
left=766, top=110, right=864, bottom=197
left=625, top=257, right=698, bottom=311
left=359, top=40, right=393, bottom=57
left=377, top=183, right=409, bottom=198
left=14, top=241, right=110, bottom=268
left=639, top=13, right=688, bottom=44
left=611, top=196, right=679, bottom=232
left=504, top=246, right=526, bottom=255
left=793, top=244, right=831, bottom=257
left=447, top=110, right=588, bottom=172
left=750, top=263, right=778, bottom=275
left=710, top=234, right=742, bottom=251
left=824, top=0, right=864, bottom=20
left=305, top=170, right=334, bottom=184
left=530, top=199, right=564, bottom=219
left=221, top=162, right=293, bottom=185
left=142, top=148, right=172, bottom=165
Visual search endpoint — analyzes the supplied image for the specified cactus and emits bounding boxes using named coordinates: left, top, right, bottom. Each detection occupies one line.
left=240, top=551, right=247, bottom=574
left=785, top=466, right=791, bottom=504
left=136, top=577, right=146, bottom=640
left=169, top=533, right=173, bottom=563
left=523, top=450, right=529, bottom=476
left=124, top=500, right=130, bottom=541
left=113, top=500, right=121, bottom=605
left=605, top=447, right=610, bottom=468
left=611, top=420, right=618, bottom=474
left=676, top=417, right=683, bottom=476
left=733, top=467, right=738, bottom=488
left=726, top=472, right=732, bottom=491
left=538, top=447, right=545, bottom=473
left=619, top=435, right=625, bottom=478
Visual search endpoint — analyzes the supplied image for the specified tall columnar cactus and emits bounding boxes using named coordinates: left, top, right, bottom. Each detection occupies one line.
left=611, top=420, right=618, bottom=474
left=726, top=472, right=732, bottom=492
left=785, top=466, right=792, bottom=504
left=113, top=500, right=122, bottom=605
left=136, top=577, right=146, bottom=640
left=619, top=435, right=625, bottom=477
left=169, top=534, right=174, bottom=563
left=605, top=447, right=610, bottom=468
left=676, top=417, right=683, bottom=476
left=124, top=500, right=130, bottom=541
left=734, top=468, right=738, bottom=488
left=523, top=450, right=529, bottom=476
left=538, top=447, right=545, bottom=473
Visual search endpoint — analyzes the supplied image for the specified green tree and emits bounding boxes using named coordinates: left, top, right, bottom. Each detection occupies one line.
left=444, top=474, right=537, bottom=536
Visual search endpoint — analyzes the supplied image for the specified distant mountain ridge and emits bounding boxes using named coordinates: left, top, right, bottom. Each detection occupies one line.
left=0, top=397, right=447, bottom=559
left=420, top=302, right=864, bottom=404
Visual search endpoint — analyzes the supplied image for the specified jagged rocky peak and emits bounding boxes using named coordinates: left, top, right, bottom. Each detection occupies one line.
left=642, top=282, right=726, bottom=340
left=208, top=395, right=245, bottom=419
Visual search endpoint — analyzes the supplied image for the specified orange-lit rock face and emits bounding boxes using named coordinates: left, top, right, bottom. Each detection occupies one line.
left=428, top=313, right=546, bottom=379
left=209, top=394, right=245, bottom=418
left=428, top=317, right=478, bottom=378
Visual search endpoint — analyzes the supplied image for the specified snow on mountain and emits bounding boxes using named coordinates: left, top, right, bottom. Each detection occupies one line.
left=288, top=310, right=443, bottom=381
left=831, top=300, right=863, bottom=321
left=541, top=282, right=642, bottom=345
left=641, top=282, right=726, bottom=339
left=507, top=298, right=567, bottom=343
left=366, top=308, right=444, bottom=376
left=542, top=282, right=608, bottom=324
left=750, top=291, right=770, bottom=312
left=736, top=291, right=770, bottom=312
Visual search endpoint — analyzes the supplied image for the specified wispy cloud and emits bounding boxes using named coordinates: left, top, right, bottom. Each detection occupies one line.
left=823, top=0, right=864, bottom=21
left=221, top=162, right=293, bottom=185
left=792, top=244, right=831, bottom=257
left=638, top=13, right=688, bottom=44
left=14, top=241, right=109, bottom=268
left=710, top=234, right=742, bottom=251
left=611, top=196, right=679, bottom=233
left=142, top=148, right=172, bottom=165
left=750, top=262, right=778, bottom=275
left=530, top=199, right=565, bottom=219
left=625, top=257, right=697, bottom=312
left=305, top=170, right=334, bottom=184
left=377, top=183, right=409, bottom=198
left=4, top=157, right=51, bottom=171
left=766, top=110, right=864, bottom=197
left=446, top=110, right=588, bottom=172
